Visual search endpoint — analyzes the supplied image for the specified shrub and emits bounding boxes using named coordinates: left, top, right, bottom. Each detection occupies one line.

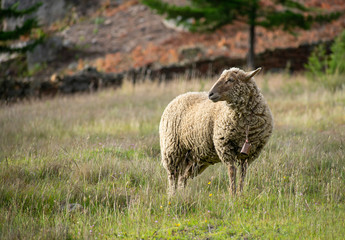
left=305, top=30, right=345, bottom=91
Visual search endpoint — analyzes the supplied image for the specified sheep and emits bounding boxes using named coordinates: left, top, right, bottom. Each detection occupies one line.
left=159, top=67, right=273, bottom=196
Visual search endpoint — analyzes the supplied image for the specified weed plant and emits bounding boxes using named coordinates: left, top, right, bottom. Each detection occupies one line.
left=0, top=74, right=344, bottom=239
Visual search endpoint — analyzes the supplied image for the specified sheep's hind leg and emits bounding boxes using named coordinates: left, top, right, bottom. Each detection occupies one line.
left=177, top=161, right=193, bottom=190
left=162, top=151, right=179, bottom=197
left=227, top=164, right=237, bottom=196
left=177, top=150, right=192, bottom=190
left=178, top=161, right=210, bottom=190
left=168, top=172, right=178, bottom=197
left=177, top=175, right=187, bottom=190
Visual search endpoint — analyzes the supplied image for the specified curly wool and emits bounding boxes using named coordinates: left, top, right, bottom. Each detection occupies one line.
left=159, top=67, right=273, bottom=196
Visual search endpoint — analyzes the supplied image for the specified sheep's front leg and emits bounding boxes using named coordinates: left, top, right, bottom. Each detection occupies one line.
left=227, top=164, right=237, bottom=195
left=239, top=161, right=248, bottom=193
left=214, top=137, right=238, bottom=196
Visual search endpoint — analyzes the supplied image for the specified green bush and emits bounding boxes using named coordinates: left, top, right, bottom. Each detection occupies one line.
left=305, top=30, right=345, bottom=91
left=329, top=30, right=345, bottom=74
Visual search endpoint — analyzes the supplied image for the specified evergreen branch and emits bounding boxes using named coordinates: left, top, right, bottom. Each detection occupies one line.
left=258, top=10, right=342, bottom=31
left=276, top=0, right=309, bottom=12
left=0, top=19, right=39, bottom=41
left=142, top=0, right=213, bottom=20
left=0, top=36, right=45, bottom=53
left=313, top=11, right=342, bottom=24
left=258, top=10, right=311, bottom=30
left=141, top=0, right=238, bottom=32
left=0, top=2, right=42, bottom=20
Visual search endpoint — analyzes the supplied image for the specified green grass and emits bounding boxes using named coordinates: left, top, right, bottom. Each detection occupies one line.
left=0, top=75, right=344, bottom=239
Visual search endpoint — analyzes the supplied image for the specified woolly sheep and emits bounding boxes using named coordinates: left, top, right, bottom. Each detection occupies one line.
left=159, top=67, right=273, bottom=196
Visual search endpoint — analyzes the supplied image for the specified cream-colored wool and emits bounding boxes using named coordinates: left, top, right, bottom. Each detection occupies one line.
left=159, top=67, right=273, bottom=196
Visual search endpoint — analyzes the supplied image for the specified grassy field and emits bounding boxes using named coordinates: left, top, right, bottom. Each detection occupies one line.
left=0, top=73, right=344, bottom=239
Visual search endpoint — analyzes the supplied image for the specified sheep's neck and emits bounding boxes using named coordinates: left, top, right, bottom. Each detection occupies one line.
left=228, top=85, right=263, bottom=116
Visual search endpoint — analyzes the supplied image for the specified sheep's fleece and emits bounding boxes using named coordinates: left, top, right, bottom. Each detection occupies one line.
left=159, top=67, right=273, bottom=196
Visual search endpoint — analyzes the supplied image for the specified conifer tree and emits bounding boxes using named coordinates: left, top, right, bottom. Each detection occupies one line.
left=142, top=0, right=341, bottom=69
left=0, top=2, right=44, bottom=53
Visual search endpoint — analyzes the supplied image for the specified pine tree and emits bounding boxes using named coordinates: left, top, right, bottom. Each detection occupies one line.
left=0, top=2, right=44, bottom=53
left=142, top=0, right=341, bottom=69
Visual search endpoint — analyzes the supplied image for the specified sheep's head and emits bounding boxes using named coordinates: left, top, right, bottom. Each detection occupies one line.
left=208, top=67, right=261, bottom=105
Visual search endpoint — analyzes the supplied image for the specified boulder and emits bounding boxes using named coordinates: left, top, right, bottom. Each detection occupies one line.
left=58, top=67, right=123, bottom=94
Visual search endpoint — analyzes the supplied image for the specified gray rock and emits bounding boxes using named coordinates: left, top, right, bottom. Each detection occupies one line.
left=178, top=46, right=205, bottom=62
left=104, top=19, right=112, bottom=25
left=26, top=36, right=64, bottom=70
left=67, top=62, right=78, bottom=70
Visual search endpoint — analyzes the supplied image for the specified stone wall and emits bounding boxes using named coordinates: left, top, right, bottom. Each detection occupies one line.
left=0, top=67, right=123, bottom=102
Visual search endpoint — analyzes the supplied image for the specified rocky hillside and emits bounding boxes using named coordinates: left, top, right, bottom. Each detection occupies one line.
left=59, top=0, right=345, bottom=74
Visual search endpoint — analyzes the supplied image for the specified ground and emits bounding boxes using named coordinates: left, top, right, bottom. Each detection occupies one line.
left=0, top=73, right=344, bottom=239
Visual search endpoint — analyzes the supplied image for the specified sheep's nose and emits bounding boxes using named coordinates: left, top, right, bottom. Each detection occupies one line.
left=208, top=92, right=214, bottom=98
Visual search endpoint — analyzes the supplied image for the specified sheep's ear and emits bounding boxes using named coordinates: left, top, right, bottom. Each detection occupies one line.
left=245, top=67, right=262, bottom=81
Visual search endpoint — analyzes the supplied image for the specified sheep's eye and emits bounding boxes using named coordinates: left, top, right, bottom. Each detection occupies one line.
left=226, top=78, right=235, bottom=83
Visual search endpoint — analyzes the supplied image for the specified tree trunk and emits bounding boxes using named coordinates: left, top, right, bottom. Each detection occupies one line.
left=247, top=22, right=255, bottom=70
left=247, top=5, right=256, bottom=70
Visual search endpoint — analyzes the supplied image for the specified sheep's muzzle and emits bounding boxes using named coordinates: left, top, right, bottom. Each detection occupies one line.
left=208, top=92, right=220, bottom=102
